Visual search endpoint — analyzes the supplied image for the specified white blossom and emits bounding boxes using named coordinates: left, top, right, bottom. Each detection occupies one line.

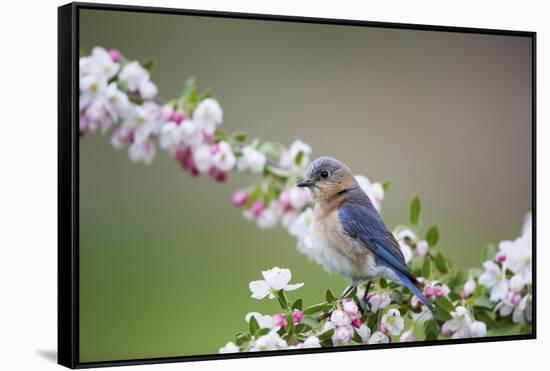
left=463, top=279, right=476, bottom=296
left=119, top=61, right=150, bottom=92
left=444, top=306, right=473, bottom=339
left=256, top=200, right=284, bottom=229
left=399, top=241, right=413, bottom=264
left=193, top=98, right=223, bottom=134
left=355, top=175, right=384, bottom=211
left=249, top=267, right=304, bottom=300
left=219, top=342, right=239, bottom=353
left=469, top=321, right=487, bottom=337
left=380, top=308, right=404, bottom=336
left=302, top=336, right=321, bottom=348
left=245, top=312, right=276, bottom=329
left=478, top=261, right=509, bottom=302
left=279, top=140, right=312, bottom=173
left=367, top=292, right=391, bottom=313
left=357, top=324, right=371, bottom=343
left=249, top=329, right=288, bottom=351
left=400, top=329, right=415, bottom=342
left=211, top=141, right=236, bottom=172
left=237, top=146, right=266, bottom=173
left=367, top=331, right=390, bottom=344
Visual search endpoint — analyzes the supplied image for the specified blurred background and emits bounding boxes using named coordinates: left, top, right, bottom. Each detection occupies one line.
left=79, top=9, right=532, bottom=362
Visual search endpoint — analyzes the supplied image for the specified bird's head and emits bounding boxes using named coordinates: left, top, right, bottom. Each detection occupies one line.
left=297, top=156, right=357, bottom=202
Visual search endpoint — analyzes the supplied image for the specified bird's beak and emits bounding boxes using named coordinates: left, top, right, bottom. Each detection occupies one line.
left=297, top=179, right=313, bottom=188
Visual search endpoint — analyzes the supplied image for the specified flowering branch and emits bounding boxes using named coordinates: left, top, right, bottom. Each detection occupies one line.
left=78, top=47, right=533, bottom=353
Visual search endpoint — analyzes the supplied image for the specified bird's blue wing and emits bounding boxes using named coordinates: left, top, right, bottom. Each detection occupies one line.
left=338, top=194, right=435, bottom=312
left=337, top=197, right=414, bottom=281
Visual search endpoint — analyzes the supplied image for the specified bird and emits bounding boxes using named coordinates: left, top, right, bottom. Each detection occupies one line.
left=297, top=156, right=434, bottom=312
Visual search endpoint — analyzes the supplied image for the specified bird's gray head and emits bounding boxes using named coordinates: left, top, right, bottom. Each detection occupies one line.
left=297, top=156, right=358, bottom=201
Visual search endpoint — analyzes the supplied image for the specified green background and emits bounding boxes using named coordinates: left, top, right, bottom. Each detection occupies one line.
left=79, top=9, right=532, bottom=362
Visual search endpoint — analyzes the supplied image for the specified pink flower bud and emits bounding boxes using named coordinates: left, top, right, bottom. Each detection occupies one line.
left=209, top=166, right=227, bottom=182
left=424, top=286, right=436, bottom=297
left=441, top=322, right=452, bottom=337
left=416, top=240, right=429, bottom=257
left=293, top=310, right=304, bottom=324
left=351, top=318, right=361, bottom=329
left=170, top=111, right=186, bottom=124
left=272, top=313, right=287, bottom=328
left=460, top=290, right=468, bottom=300
left=249, top=200, right=265, bottom=218
left=108, top=48, right=122, bottom=62
left=231, top=189, right=249, bottom=207
left=203, top=131, right=214, bottom=143
left=497, top=253, right=506, bottom=263
left=411, top=295, right=422, bottom=308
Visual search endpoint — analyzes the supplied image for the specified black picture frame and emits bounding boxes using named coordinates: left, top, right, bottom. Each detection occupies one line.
left=58, top=2, right=537, bottom=368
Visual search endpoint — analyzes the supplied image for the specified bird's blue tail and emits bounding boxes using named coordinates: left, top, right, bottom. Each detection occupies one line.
left=396, top=271, right=435, bottom=312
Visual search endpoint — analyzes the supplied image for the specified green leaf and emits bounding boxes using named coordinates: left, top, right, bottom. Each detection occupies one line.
left=300, top=315, right=319, bottom=328
left=434, top=307, right=452, bottom=321
left=435, top=296, right=455, bottom=313
left=481, top=244, right=497, bottom=262
left=294, top=323, right=307, bottom=334
left=474, top=295, right=493, bottom=309
left=255, top=327, right=271, bottom=337
left=426, top=226, right=439, bottom=246
left=345, top=285, right=358, bottom=299
left=424, top=318, right=440, bottom=340
left=474, top=308, right=500, bottom=328
left=232, top=132, right=250, bottom=142
left=277, top=289, right=289, bottom=309
left=295, top=150, right=304, bottom=166
left=234, top=331, right=250, bottom=346
left=382, top=180, right=392, bottom=192
left=325, top=289, right=337, bottom=304
left=379, top=278, right=388, bottom=288
left=434, top=252, right=449, bottom=274
left=422, top=258, right=431, bottom=278
left=141, top=59, right=156, bottom=71
left=249, top=316, right=259, bottom=335
left=303, top=303, right=331, bottom=316
left=292, top=298, right=303, bottom=311
left=318, top=328, right=334, bottom=341
left=389, top=289, right=403, bottom=304
left=410, top=196, right=421, bottom=226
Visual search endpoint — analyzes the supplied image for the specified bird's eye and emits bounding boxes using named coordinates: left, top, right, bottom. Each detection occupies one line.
left=320, top=170, right=330, bottom=179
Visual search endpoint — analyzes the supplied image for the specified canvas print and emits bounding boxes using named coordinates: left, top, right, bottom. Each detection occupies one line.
left=75, top=6, right=533, bottom=364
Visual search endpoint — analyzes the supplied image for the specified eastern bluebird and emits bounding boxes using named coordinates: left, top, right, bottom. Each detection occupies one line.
left=297, top=156, right=434, bottom=312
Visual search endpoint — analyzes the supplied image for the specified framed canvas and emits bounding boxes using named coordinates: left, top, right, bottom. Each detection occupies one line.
left=58, top=2, right=536, bottom=368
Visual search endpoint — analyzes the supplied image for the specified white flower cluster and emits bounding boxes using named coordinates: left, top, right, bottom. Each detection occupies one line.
left=79, top=47, right=274, bottom=181
left=441, top=306, right=487, bottom=339
left=478, top=213, right=532, bottom=324
left=220, top=267, right=418, bottom=354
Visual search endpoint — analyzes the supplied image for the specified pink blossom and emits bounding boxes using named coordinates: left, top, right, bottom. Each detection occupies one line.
left=272, top=313, right=287, bottom=328
left=108, top=48, right=122, bottom=62
left=209, top=166, right=228, bottom=182
left=293, top=310, right=304, bottom=324
left=249, top=200, right=265, bottom=218
left=170, top=111, right=186, bottom=124
left=440, top=322, right=452, bottom=337
left=231, top=189, right=249, bottom=207
left=351, top=318, right=361, bottom=329
left=497, top=252, right=506, bottom=263
left=175, top=146, right=199, bottom=176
